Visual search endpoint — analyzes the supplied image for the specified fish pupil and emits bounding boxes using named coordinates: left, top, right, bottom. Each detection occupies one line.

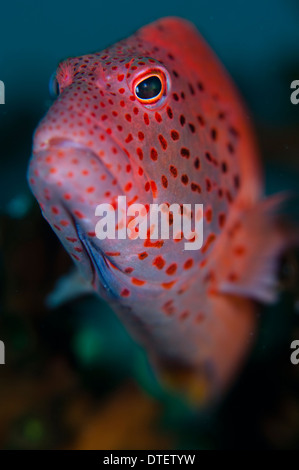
left=135, top=75, right=162, bottom=100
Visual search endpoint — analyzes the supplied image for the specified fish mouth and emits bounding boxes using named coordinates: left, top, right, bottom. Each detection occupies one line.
left=30, top=136, right=130, bottom=298
left=66, top=207, right=120, bottom=299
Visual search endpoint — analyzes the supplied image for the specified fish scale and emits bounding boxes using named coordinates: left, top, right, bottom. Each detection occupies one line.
left=28, top=17, right=293, bottom=403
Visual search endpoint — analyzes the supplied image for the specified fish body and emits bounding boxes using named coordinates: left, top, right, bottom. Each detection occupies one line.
left=28, top=17, right=290, bottom=402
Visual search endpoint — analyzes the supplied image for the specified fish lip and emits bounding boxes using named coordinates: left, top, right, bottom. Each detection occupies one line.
left=62, top=203, right=119, bottom=299
left=75, top=222, right=118, bottom=299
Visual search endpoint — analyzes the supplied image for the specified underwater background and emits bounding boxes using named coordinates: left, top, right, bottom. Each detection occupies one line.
left=0, top=0, right=299, bottom=449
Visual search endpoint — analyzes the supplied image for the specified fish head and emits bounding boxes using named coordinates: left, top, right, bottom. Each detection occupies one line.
left=28, top=17, right=261, bottom=301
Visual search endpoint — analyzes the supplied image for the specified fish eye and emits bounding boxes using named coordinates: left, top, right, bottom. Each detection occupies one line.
left=134, top=74, right=164, bottom=104
left=49, top=72, right=60, bottom=98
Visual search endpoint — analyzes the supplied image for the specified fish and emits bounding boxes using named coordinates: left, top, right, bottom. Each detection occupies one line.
left=27, top=17, right=296, bottom=403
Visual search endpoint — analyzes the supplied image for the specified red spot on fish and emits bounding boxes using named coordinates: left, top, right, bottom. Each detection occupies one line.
left=153, top=256, right=165, bottom=269
left=144, top=239, right=164, bottom=248
left=234, top=245, right=246, bottom=256
left=194, top=157, right=200, bottom=170
left=211, top=128, right=217, bottom=141
left=158, top=134, right=167, bottom=150
left=191, top=183, right=201, bottom=193
left=184, top=259, right=193, bottom=270
left=170, top=130, right=179, bottom=141
left=170, top=165, right=178, bottom=177
left=161, top=280, right=176, bottom=289
left=124, top=267, right=134, bottom=274
left=51, top=206, right=59, bottom=215
left=166, top=263, right=177, bottom=275
left=166, top=106, right=173, bottom=119
left=179, top=311, right=189, bottom=321
left=155, top=112, right=162, bottom=123
left=74, top=210, right=85, bottom=219
left=201, top=233, right=216, bottom=254
left=136, top=148, right=143, bottom=160
left=132, top=278, right=146, bottom=286
left=181, top=174, right=188, bottom=185
left=125, top=182, right=132, bottom=192
left=228, top=272, right=238, bottom=282
left=125, top=133, right=133, bottom=143
left=150, top=148, right=158, bottom=161
left=66, top=237, right=77, bottom=243
left=60, top=220, right=69, bottom=226
left=150, top=180, right=157, bottom=197
left=121, top=288, right=130, bottom=297
left=205, top=208, right=212, bottom=222
left=163, top=300, right=175, bottom=316
left=180, top=148, right=190, bottom=158
left=161, top=175, right=168, bottom=188
left=205, top=179, right=212, bottom=192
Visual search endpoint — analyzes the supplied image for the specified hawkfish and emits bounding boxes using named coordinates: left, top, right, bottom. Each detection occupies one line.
left=27, top=17, right=293, bottom=403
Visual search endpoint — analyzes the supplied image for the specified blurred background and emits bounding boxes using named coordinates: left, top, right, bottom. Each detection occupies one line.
left=0, top=0, right=299, bottom=450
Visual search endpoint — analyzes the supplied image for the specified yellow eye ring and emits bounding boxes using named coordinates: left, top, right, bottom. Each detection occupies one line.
left=134, top=72, right=165, bottom=104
